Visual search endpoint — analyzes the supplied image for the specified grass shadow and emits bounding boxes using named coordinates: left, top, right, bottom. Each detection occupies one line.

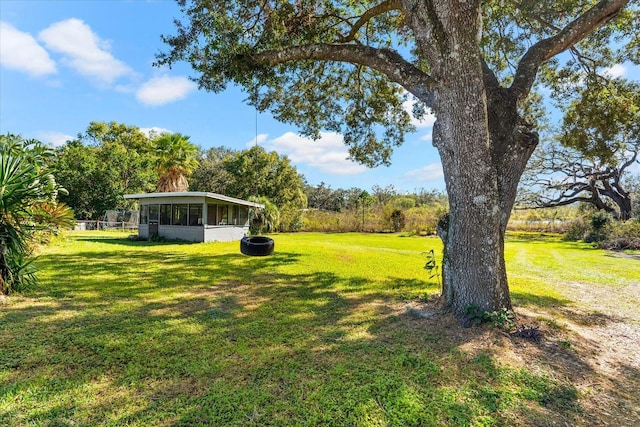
left=0, top=235, right=605, bottom=426
left=511, top=291, right=573, bottom=308
left=74, top=235, right=199, bottom=247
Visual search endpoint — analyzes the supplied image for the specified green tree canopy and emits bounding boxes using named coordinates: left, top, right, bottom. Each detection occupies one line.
left=304, top=182, right=345, bottom=212
left=55, top=122, right=157, bottom=219
left=221, top=145, right=307, bottom=231
left=189, top=146, right=235, bottom=193
left=561, top=78, right=639, bottom=165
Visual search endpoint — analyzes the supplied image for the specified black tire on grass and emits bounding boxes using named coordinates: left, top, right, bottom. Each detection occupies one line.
left=240, top=236, right=274, bottom=256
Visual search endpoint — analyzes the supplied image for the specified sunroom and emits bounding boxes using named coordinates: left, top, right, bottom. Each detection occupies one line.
left=124, top=192, right=264, bottom=242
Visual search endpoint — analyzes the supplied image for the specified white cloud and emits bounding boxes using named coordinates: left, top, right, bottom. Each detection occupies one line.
left=136, top=75, right=196, bottom=106
left=244, top=133, right=269, bottom=147
left=420, top=131, right=433, bottom=142
left=262, top=131, right=368, bottom=175
left=36, top=131, right=73, bottom=147
left=38, top=18, right=132, bottom=85
left=604, top=64, right=626, bottom=78
left=140, top=127, right=173, bottom=138
left=0, top=22, right=57, bottom=77
left=404, top=163, right=444, bottom=183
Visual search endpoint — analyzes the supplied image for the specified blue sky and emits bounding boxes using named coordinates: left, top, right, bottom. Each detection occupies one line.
left=1, top=1, right=638, bottom=193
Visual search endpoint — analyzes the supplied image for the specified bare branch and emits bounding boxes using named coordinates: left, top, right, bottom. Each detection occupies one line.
left=519, top=139, right=637, bottom=219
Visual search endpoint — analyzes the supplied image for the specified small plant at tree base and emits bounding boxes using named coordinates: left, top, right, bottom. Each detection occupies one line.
left=463, top=304, right=517, bottom=331
left=484, top=308, right=517, bottom=330
left=464, top=304, right=486, bottom=326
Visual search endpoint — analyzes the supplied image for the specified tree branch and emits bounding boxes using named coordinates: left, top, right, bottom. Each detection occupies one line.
left=246, top=43, right=435, bottom=105
left=509, top=0, right=629, bottom=103
left=338, top=0, right=402, bottom=43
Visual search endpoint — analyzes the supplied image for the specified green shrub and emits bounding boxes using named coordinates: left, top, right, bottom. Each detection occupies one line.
left=390, top=209, right=405, bottom=232
left=598, top=219, right=640, bottom=250
left=564, top=211, right=640, bottom=250
left=0, top=134, right=66, bottom=294
left=564, top=211, right=613, bottom=243
left=564, top=218, right=590, bottom=241
left=404, top=206, right=445, bottom=235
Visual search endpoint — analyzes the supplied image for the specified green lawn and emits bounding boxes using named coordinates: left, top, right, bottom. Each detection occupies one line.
left=1, top=231, right=637, bottom=426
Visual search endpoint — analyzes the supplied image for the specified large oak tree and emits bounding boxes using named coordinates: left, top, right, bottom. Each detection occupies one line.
left=158, top=0, right=636, bottom=320
left=519, top=78, right=639, bottom=220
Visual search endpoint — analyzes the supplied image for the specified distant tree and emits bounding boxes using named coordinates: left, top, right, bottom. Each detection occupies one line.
left=305, top=182, right=343, bottom=211
left=153, top=133, right=199, bottom=192
left=338, top=187, right=368, bottom=211
left=519, top=142, right=638, bottom=220
left=371, top=185, right=398, bottom=207
left=355, top=190, right=373, bottom=231
left=414, top=189, right=448, bottom=208
left=520, top=79, right=640, bottom=220
left=223, top=146, right=307, bottom=231
left=189, top=146, right=235, bottom=193
left=55, top=122, right=157, bottom=219
left=394, top=197, right=416, bottom=210
left=389, top=209, right=405, bottom=232
left=627, top=175, right=640, bottom=219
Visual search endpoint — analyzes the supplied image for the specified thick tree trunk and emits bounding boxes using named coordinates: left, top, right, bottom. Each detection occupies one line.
left=434, top=94, right=513, bottom=317
left=420, top=0, right=539, bottom=320
left=435, top=93, right=538, bottom=319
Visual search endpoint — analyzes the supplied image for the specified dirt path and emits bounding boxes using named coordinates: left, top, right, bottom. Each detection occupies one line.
left=402, top=272, right=640, bottom=426
left=515, top=279, right=640, bottom=426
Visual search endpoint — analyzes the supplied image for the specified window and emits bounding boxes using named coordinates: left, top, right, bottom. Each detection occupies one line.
left=229, top=205, right=237, bottom=225
left=149, top=204, right=159, bottom=222
left=217, top=205, right=228, bottom=225
left=140, top=205, right=149, bottom=224
left=160, top=204, right=171, bottom=225
left=206, top=204, right=217, bottom=225
left=172, top=204, right=188, bottom=226
left=238, top=206, right=249, bottom=225
left=189, top=204, right=203, bottom=226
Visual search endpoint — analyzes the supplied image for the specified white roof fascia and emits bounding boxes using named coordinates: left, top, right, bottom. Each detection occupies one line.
left=124, top=192, right=264, bottom=208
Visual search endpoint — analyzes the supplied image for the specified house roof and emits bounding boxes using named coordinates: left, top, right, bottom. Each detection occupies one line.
left=124, top=192, right=264, bottom=208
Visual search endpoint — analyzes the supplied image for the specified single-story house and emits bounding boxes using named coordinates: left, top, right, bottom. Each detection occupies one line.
left=124, top=192, right=264, bottom=242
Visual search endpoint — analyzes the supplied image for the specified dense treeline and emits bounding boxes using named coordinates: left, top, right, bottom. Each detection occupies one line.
left=49, top=121, right=449, bottom=233
left=302, top=183, right=448, bottom=234
left=18, top=120, right=640, bottom=242
left=55, top=122, right=157, bottom=219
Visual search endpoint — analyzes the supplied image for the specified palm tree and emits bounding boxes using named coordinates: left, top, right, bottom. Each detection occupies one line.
left=153, top=133, right=198, bottom=192
left=248, top=196, right=280, bottom=235
left=0, top=134, right=65, bottom=294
